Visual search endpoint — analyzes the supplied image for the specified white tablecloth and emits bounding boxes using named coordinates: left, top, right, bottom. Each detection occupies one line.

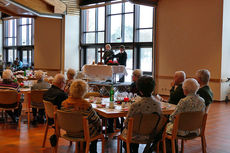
left=82, top=64, right=127, bottom=81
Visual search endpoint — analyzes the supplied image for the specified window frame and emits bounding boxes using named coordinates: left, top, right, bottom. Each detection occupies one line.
left=80, top=2, right=156, bottom=78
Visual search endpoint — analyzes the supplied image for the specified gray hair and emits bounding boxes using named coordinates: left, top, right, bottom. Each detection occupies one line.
left=70, top=79, right=88, bottom=98
left=67, top=68, right=76, bottom=79
left=183, top=78, right=200, bottom=94
left=175, top=71, right=186, bottom=80
left=35, top=70, right=44, bottom=80
left=105, top=44, right=111, bottom=50
left=53, top=74, right=65, bottom=85
left=133, top=69, right=143, bottom=78
left=196, top=69, right=210, bottom=84
left=3, top=69, right=13, bottom=80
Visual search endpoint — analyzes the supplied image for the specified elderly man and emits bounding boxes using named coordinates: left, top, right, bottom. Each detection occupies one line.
left=166, top=78, right=205, bottom=136
left=31, top=70, right=51, bottom=124
left=0, top=69, right=21, bottom=123
left=196, top=69, right=213, bottom=107
left=43, top=74, right=68, bottom=109
left=130, top=69, right=143, bottom=95
left=168, top=71, right=186, bottom=105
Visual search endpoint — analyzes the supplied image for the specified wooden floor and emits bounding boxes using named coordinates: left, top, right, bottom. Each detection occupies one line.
left=0, top=102, right=230, bottom=153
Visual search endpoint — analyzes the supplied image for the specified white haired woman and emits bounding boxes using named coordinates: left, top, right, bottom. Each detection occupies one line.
left=130, top=69, right=143, bottom=95
left=103, top=44, right=114, bottom=64
left=31, top=70, right=51, bottom=124
left=0, top=69, right=21, bottom=123
left=64, top=68, right=76, bottom=94
left=62, top=80, right=101, bottom=153
left=166, top=78, right=206, bottom=136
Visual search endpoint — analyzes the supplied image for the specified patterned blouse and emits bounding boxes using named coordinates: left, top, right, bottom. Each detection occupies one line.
left=166, top=93, right=205, bottom=136
left=62, top=97, right=101, bottom=138
left=122, top=96, right=162, bottom=143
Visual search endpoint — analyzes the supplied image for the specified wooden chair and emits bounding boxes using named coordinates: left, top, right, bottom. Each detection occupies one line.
left=117, top=113, right=161, bottom=153
left=55, top=110, right=105, bottom=153
left=0, top=90, right=21, bottom=128
left=42, top=100, right=57, bottom=148
left=164, top=111, right=207, bottom=153
left=84, top=92, right=101, bottom=98
left=29, top=89, right=48, bottom=126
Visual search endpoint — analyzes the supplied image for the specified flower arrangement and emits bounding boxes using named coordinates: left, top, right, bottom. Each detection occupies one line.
left=107, top=60, right=119, bottom=65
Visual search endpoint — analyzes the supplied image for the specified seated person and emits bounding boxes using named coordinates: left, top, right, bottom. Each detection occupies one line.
left=122, top=76, right=162, bottom=153
left=196, top=69, right=213, bottom=107
left=168, top=71, right=186, bottom=105
left=64, top=68, right=76, bottom=94
left=130, top=69, right=142, bottom=95
left=0, top=69, right=21, bottom=123
left=103, top=44, right=114, bottom=64
left=31, top=70, right=51, bottom=124
left=13, top=58, right=23, bottom=70
left=166, top=78, right=205, bottom=136
left=62, top=79, right=101, bottom=153
left=43, top=74, right=68, bottom=109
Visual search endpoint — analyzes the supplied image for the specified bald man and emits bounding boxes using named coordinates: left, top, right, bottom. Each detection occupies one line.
left=168, top=71, right=186, bottom=105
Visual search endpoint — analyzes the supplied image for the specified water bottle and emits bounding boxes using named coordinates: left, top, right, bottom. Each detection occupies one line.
left=110, top=85, right=114, bottom=102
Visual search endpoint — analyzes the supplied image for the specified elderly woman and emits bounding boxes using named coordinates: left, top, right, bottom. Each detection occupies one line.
left=130, top=69, right=142, bottom=95
left=123, top=76, right=162, bottom=153
left=103, top=44, right=114, bottom=64
left=64, top=68, right=76, bottom=94
left=196, top=69, right=213, bottom=106
left=31, top=70, right=51, bottom=124
left=62, top=79, right=101, bottom=153
left=166, top=78, right=206, bottom=136
left=0, top=69, right=21, bottom=123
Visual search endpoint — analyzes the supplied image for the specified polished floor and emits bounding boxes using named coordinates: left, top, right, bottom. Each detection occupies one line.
left=0, top=102, right=230, bottom=153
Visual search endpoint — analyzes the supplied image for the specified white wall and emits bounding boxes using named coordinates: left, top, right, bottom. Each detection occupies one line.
left=221, top=0, right=230, bottom=100
left=64, top=15, right=80, bottom=72
left=156, top=0, right=223, bottom=100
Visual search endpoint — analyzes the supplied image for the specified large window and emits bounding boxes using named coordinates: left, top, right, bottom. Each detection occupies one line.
left=81, top=2, right=155, bottom=81
left=3, top=17, right=34, bottom=68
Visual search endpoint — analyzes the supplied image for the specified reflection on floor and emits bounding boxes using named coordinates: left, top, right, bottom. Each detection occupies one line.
left=0, top=102, right=230, bottom=153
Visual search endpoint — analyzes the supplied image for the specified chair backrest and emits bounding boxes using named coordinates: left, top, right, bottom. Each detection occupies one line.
left=31, top=89, right=48, bottom=105
left=127, top=113, right=160, bottom=140
left=84, top=92, right=101, bottom=98
left=43, top=100, right=57, bottom=119
left=56, top=110, right=90, bottom=140
left=177, top=111, right=205, bottom=131
left=0, top=90, right=18, bottom=105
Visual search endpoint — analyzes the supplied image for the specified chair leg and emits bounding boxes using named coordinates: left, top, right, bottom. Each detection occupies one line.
left=171, top=139, right=176, bottom=153
left=75, top=142, right=79, bottom=153
left=18, top=116, right=21, bottom=129
left=156, top=142, right=160, bottom=153
left=126, top=142, right=130, bottom=153
left=117, top=137, right=120, bottom=153
left=201, top=136, right=207, bottom=153
left=101, top=136, right=105, bottom=153
left=181, top=139, right=184, bottom=153
left=42, top=122, right=49, bottom=148
left=85, top=141, right=90, bottom=153
left=80, top=142, right=84, bottom=153
left=28, top=107, right=30, bottom=128
left=162, top=139, right=166, bottom=153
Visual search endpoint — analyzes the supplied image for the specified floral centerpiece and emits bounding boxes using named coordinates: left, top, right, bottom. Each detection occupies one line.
left=107, top=60, right=119, bottom=65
